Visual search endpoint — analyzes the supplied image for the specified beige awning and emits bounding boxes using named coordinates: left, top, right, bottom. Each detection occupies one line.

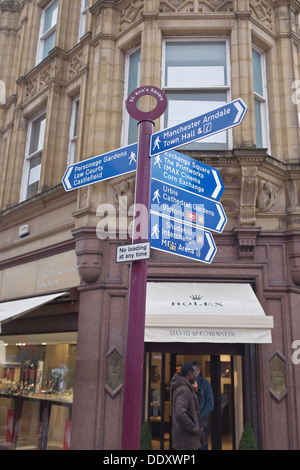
left=0, top=292, right=68, bottom=333
left=145, top=282, right=273, bottom=344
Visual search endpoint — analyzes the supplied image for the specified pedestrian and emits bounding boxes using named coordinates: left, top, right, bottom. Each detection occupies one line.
left=171, top=361, right=205, bottom=450
left=192, top=360, right=214, bottom=450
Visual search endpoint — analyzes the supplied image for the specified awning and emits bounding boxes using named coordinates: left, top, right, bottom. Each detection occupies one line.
left=0, top=292, right=68, bottom=333
left=145, top=283, right=273, bottom=344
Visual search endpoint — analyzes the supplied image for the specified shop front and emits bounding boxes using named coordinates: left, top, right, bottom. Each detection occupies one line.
left=144, top=282, right=274, bottom=450
left=0, top=290, right=78, bottom=450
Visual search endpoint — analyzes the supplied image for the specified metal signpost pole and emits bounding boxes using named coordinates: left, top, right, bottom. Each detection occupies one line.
left=121, top=87, right=167, bottom=450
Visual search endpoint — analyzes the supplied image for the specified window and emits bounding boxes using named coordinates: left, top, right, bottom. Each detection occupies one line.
left=123, top=47, right=141, bottom=145
left=78, top=0, right=88, bottom=40
left=252, top=47, right=269, bottom=149
left=36, top=0, right=59, bottom=64
left=20, top=112, right=46, bottom=201
left=0, top=332, right=77, bottom=450
left=68, top=97, right=79, bottom=165
left=162, top=39, right=230, bottom=150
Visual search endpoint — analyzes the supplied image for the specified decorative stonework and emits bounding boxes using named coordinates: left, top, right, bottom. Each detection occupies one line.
left=24, top=64, right=52, bottom=101
left=67, top=51, right=84, bottom=81
left=240, top=166, right=258, bottom=225
left=105, top=347, right=123, bottom=398
left=111, top=176, right=135, bottom=211
left=256, top=179, right=277, bottom=212
left=72, top=227, right=103, bottom=284
left=234, top=226, right=261, bottom=259
left=119, top=0, right=144, bottom=31
left=221, top=198, right=239, bottom=217
left=249, top=0, right=274, bottom=32
left=159, top=0, right=234, bottom=13
left=269, top=351, right=287, bottom=403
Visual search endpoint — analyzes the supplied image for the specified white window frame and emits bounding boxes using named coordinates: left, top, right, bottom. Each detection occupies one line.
left=20, top=110, right=46, bottom=202
left=36, top=0, right=59, bottom=64
left=161, top=37, right=232, bottom=150
left=252, top=45, right=270, bottom=151
left=67, top=96, right=80, bottom=165
left=78, top=0, right=88, bottom=40
left=121, top=45, right=141, bottom=146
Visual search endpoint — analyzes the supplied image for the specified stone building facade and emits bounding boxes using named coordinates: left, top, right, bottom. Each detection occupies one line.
left=0, top=0, right=300, bottom=450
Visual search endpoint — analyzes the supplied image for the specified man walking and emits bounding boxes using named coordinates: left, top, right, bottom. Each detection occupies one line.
left=171, top=362, right=205, bottom=450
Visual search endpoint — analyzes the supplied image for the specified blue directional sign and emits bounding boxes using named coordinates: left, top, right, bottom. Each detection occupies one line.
left=150, top=178, right=227, bottom=234
left=151, top=149, right=224, bottom=201
left=149, top=212, right=217, bottom=264
left=150, top=98, right=248, bottom=157
left=62, top=143, right=137, bottom=191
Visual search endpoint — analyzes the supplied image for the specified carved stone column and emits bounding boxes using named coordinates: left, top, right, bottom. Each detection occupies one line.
left=239, top=166, right=258, bottom=225
left=236, top=149, right=266, bottom=225
left=70, top=227, right=104, bottom=449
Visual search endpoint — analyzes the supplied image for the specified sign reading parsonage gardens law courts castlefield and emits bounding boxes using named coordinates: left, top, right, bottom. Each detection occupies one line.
left=62, top=143, right=137, bottom=191
left=150, top=98, right=248, bottom=156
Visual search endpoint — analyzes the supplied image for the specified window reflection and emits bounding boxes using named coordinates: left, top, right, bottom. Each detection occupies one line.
left=0, top=333, right=76, bottom=450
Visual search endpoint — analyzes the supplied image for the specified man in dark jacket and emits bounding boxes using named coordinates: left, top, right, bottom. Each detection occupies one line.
left=192, top=360, right=214, bottom=450
left=171, top=362, right=204, bottom=450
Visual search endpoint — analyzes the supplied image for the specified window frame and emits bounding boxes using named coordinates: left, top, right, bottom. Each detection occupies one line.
left=78, top=0, right=88, bottom=40
left=161, top=37, right=232, bottom=151
left=36, top=0, right=59, bottom=64
left=20, top=110, right=47, bottom=202
left=252, top=45, right=270, bottom=151
left=121, top=45, right=141, bottom=146
left=67, top=96, right=80, bottom=166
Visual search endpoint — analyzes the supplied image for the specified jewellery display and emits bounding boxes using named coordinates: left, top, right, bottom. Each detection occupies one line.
left=0, top=378, right=74, bottom=402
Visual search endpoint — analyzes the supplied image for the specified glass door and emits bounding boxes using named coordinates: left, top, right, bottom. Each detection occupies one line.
left=145, top=352, right=244, bottom=450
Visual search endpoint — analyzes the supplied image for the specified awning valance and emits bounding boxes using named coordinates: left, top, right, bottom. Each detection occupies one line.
left=145, top=283, right=273, bottom=344
left=0, top=292, right=68, bottom=333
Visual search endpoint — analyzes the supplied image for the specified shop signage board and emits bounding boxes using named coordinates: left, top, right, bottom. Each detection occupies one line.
left=149, top=212, right=217, bottom=264
left=149, top=98, right=248, bottom=157
left=150, top=178, right=227, bottom=234
left=151, top=149, right=224, bottom=200
left=62, top=142, right=137, bottom=191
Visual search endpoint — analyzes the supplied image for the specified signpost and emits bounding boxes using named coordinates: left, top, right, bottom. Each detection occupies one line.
left=62, top=142, right=137, bottom=191
left=61, top=86, right=247, bottom=450
left=150, top=98, right=247, bottom=156
left=121, top=86, right=168, bottom=450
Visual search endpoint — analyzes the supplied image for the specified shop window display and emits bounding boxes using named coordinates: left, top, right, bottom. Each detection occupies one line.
left=0, top=332, right=77, bottom=450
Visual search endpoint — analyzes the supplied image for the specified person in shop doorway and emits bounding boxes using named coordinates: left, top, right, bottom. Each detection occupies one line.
left=171, top=362, right=206, bottom=450
left=192, top=360, right=214, bottom=450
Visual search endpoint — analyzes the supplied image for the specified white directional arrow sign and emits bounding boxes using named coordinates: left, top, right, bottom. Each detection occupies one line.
left=150, top=98, right=248, bottom=157
left=150, top=178, right=227, bottom=234
left=149, top=212, right=217, bottom=264
left=151, top=148, right=225, bottom=201
left=62, top=143, right=137, bottom=191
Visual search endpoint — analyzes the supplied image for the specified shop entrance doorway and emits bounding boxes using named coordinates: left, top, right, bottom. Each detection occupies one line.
left=144, top=344, right=244, bottom=450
